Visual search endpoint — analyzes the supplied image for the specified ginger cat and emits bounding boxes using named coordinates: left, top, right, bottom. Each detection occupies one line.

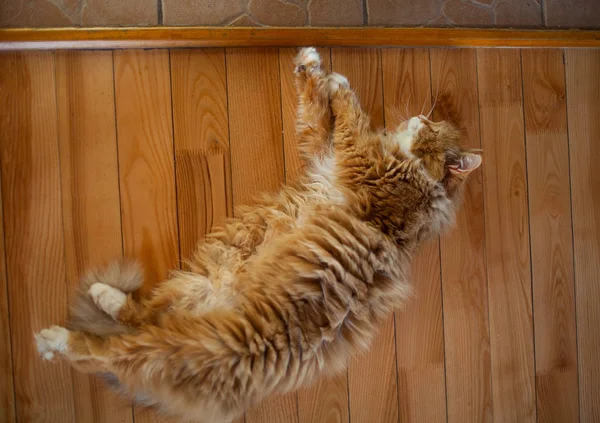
left=35, top=47, right=481, bottom=422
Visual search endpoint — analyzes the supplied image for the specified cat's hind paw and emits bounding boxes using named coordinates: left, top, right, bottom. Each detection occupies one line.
left=89, top=283, right=127, bottom=319
left=294, top=47, right=322, bottom=75
left=35, top=326, right=70, bottom=360
left=327, top=72, right=350, bottom=93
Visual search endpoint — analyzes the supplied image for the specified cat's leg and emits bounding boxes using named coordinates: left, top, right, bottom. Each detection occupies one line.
left=87, top=282, right=172, bottom=328
left=35, top=319, right=243, bottom=422
left=88, top=282, right=127, bottom=319
left=328, top=73, right=372, bottom=148
left=88, top=269, right=234, bottom=329
left=294, top=47, right=334, bottom=162
left=35, top=325, right=109, bottom=373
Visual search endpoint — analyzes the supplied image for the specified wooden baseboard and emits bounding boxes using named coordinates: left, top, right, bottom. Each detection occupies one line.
left=1, top=27, right=599, bottom=50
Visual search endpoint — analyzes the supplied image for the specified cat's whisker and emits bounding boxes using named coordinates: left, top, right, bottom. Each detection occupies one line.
left=419, top=91, right=428, bottom=117
left=428, top=49, right=448, bottom=120
left=427, top=81, right=440, bottom=119
left=420, top=74, right=433, bottom=118
left=427, top=97, right=437, bottom=119
left=387, top=105, right=409, bottom=126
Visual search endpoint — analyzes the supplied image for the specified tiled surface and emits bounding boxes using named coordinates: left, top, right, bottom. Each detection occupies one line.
left=0, top=0, right=597, bottom=28
left=545, top=0, right=600, bottom=28
left=0, top=0, right=157, bottom=27
left=162, top=0, right=243, bottom=26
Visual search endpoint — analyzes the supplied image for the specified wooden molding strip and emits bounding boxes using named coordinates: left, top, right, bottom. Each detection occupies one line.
left=1, top=27, right=599, bottom=50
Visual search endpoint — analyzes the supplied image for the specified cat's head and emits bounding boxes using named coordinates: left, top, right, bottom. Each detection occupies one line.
left=392, top=115, right=482, bottom=197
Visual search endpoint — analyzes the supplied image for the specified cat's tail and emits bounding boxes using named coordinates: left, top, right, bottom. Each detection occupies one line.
left=68, top=260, right=144, bottom=336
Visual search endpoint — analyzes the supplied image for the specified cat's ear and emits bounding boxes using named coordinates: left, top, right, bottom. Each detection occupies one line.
left=448, top=152, right=482, bottom=176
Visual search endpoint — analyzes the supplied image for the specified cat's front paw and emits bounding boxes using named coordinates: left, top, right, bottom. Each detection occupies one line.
left=294, top=47, right=321, bottom=75
left=89, top=283, right=127, bottom=319
left=35, top=326, right=70, bottom=360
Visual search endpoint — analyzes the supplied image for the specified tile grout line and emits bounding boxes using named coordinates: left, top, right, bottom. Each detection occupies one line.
left=157, top=0, right=163, bottom=25
left=541, top=0, right=547, bottom=27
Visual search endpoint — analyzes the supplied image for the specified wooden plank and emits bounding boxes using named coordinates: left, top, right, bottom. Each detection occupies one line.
left=226, top=47, right=294, bottom=423
left=565, top=49, right=600, bottom=423
left=226, top=48, right=285, bottom=207
left=332, top=48, right=384, bottom=128
left=244, top=394, right=298, bottom=423
left=2, top=28, right=600, bottom=50
left=521, top=49, right=580, bottom=423
left=55, top=50, right=134, bottom=423
left=113, top=49, right=180, bottom=423
left=380, top=48, right=447, bottom=423
left=279, top=47, right=350, bottom=423
left=332, top=47, right=399, bottom=423
left=297, top=374, right=349, bottom=423
left=0, top=161, right=16, bottom=423
left=477, top=49, right=536, bottom=423
left=430, top=48, right=492, bottom=423
left=170, top=48, right=232, bottom=260
left=0, top=51, right=76, bottom=423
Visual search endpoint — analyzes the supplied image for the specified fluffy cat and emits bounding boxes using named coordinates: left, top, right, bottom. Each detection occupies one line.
left=35, top=47, right=482, bottom=423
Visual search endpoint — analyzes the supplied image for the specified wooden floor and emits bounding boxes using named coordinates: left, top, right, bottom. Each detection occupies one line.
left=0, top=47, right=598, bottom=423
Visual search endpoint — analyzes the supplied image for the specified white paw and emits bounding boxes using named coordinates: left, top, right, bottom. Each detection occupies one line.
left=89, top=283, right=126, bottom=319
left=35, top=326, right=70, bottom=360
left=295, top=47, right=321, bottom=74
left=328, top=73, right=349, bottom=93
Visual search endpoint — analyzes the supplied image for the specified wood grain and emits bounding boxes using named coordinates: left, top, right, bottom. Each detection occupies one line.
left=0, top=51, right=76, bottom=423
left=333, top=47, right=399, bottom=423
left=0, top=156, right=16, bottom=423
left=430, top=48, right=493, bottom=423
left=565, top=49, right=600, bottom=423
left=55, top=50, right=134, bottom=423
left=521, top=49, right=580, bottom=423
left=332, top=48, right=384, bottom=128
left=113, top=49, right=180, bottom=423
left=297, top=374, right=349, bottom=423
left=380, top=48, right=447, bottom=423
left=279, top=47, right=350, bottom=423
left=226, top=48, right=285, bottom=207
left=477, top=49, right=536, bottom=423
left=170, top=48, right=232, bottom=260
left=2, top=27, right=600, bottom=50
left=226, top=47, right=295, bottom=423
